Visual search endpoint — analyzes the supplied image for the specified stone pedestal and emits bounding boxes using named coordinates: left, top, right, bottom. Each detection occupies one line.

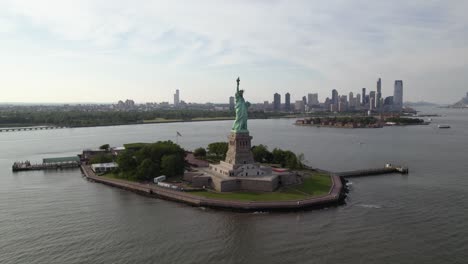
left=225, top=132, right=254, bottom=165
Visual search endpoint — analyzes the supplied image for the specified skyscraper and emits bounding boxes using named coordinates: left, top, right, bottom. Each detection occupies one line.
left=356, top=93, right=361, bottom=109
left=285, top=93, right=291, bottom=112
left=332, top=89, right=339, bottom=105
left=174, top=89, right=180, bottom=106
left=369, top=91, right=376, bottom=109
left=362, top=88, right=366, bottom=105
left=349, top=92, right=354, bottom=107
left=229, top=96, right=235, bottom=111
left=273, top=93, right=281, bottom=112
left=393, top=80, right=403, bottom=111
left=302, top=96, right=307, bottom=106
left=376, top=78, right=382, bottom=109
left=295, top=100, right=305, bottom=112
left=308, top=93, right=319, bottom=105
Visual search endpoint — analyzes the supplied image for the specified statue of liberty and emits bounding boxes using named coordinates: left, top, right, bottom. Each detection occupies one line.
left=232, top=77, right=250, bottom=133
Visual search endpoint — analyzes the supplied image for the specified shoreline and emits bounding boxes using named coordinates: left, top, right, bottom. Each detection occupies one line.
left=80, top=165, right=346, bottom=211
left=0, top=116, right=299, bottom=130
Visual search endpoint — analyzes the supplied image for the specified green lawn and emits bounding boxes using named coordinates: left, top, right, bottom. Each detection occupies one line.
left=190, top=172, right=332, bottom=202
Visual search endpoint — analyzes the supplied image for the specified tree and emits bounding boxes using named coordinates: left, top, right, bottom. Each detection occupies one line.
left=207, top=142, right=228, bottom=160
left=116, top=150, right=137, bottom=172
left=135, top=158, right=159, bottom=181
left=251, top=144, right=272, bottom=163
left=161, top=154, right=184, bottom=177
left=99, top=144, right=110, bottom=151
left=89, top=153, right=113, bottom=164
left=194, top=147, right=207, bottom=158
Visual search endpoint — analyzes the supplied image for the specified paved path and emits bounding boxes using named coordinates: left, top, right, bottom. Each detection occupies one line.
left=81, top=165, right=345, bottom=211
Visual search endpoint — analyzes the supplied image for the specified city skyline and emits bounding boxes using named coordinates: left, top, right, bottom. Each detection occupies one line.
left=1, top=1, right=468, bottom=104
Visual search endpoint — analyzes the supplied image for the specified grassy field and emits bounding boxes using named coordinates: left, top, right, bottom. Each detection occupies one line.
left=190, top=172, right=332, bottom=202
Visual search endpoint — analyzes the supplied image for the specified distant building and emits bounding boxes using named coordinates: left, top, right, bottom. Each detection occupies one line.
left=362, top=88, right=366, bottom=105
left=393, top=80, right=403, bottom=111
left=377, top=78, right=382, bottom=109
left=332, top=89, right=339, bottom=105
left=349, top=92, right=354, bottom=107
left=273, top=93, right=281, bottom=112
left=295, top=100, right=305, bottom=113
left=356, top=94, right=361, bottom=109
left=229, top=96, right=235, bottom=111
left=285, top=93, right=291, bottom=112
left=338, top=95, right=348, bottom=112
left=369, top=91, right=376, bottom=109
left=263, top=101, right=269, bottom=111
left=174, top=89, right=180, bottom=106
left=308, top=93, right=319, bottom=105
left=302, top=96, right=307, bottom=107
left=384, top=96, right=394, bottom=106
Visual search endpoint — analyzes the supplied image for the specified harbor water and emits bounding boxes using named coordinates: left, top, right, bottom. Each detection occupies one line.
left=1, top=107, right=467, bottom=264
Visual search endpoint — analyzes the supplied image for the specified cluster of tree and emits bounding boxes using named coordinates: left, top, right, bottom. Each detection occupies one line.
left=89, top=153, right=114, bottom=164
left=386, top=117, right=424, bottom=124
left=251, top=144, right=304, bottom=169
left=193, top=142, right=228, bottom=161
left=115, top=141, right=186, bottom=181
left=0, top=109, right=288, bottom=128
left=193, top=142, right=304, bottom=170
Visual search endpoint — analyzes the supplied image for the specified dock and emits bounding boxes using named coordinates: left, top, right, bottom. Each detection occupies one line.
left=0, top=126, right=67, bottom=132
left=334, top=165, right=408, bottom=178
left=12, top=156, right=81, bottom=172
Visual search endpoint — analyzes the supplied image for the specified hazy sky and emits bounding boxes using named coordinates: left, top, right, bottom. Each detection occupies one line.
left=1, top=0, right=467, bottom=104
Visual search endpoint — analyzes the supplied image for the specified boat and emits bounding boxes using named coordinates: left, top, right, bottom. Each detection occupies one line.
left=438, top=124, right=450, bottom=129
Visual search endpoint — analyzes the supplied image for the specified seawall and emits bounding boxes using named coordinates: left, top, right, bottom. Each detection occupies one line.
left=80, top=165, right=345, bottom=211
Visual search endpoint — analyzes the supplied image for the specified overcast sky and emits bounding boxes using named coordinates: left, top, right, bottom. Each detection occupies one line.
left=1, top=0, right=467, bottom=104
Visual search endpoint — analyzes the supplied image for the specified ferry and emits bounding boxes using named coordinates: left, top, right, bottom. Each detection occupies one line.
left=438, top=124, right=451, bottom=129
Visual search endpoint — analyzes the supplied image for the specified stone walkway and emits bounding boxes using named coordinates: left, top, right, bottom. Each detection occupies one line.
left=81, top=165, right=345, bottom=211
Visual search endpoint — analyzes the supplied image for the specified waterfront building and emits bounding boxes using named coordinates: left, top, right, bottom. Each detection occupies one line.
left=273, top=93, right=281, bottom=112
left=295, top=100, right=305, bottom=113
left=302, top=96, right=307, bottom=106
left=349, top=92, right=354, bottom=107
left=174, top=89, right=180, bottom=106
left=394, top=80, right=403, bottom=111
left=229, top=96, right=235, bottom=111
left=285, top=93, right=291, bottom=112
left=377, top=78, right=382, bottom=109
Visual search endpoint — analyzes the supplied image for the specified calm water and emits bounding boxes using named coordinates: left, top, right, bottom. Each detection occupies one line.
left=1, top=107, right=468, bottom=264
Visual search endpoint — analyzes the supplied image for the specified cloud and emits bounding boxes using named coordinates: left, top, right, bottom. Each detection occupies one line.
left=0, top=0, right=467, bottom=103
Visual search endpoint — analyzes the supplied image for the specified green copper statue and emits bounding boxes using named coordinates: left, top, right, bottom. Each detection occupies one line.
left=232, top=77, right=251, bottom=133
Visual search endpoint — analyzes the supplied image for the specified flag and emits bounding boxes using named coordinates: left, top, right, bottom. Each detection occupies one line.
left=176, top=131, right=182, bottom=137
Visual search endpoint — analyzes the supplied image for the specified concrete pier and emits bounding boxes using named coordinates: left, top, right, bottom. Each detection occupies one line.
left=0, top=126, right=66, bottom=132
left=334, top=166, right=408, bottom=178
